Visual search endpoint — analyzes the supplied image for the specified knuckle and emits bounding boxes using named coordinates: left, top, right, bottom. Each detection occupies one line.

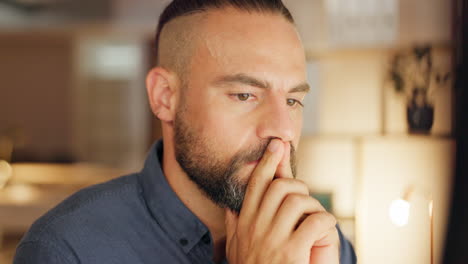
left=326, top=212, right=338, bottom=226
left=284, top=193, right=308, bottom=207
left=269, top=178, right=289, bottom=193
left=307, top=196, right=326, bottom=211
left=307, top=215, right=324, bottom=229
left=295, top=179, right=310, bottom=194
left=269, top=178, right=308, bottom=195
left=307, top=196, right=322, bottom=208
left=247, top=177, right=258, bottom=190
left=307, top=212, right=336, bottom=229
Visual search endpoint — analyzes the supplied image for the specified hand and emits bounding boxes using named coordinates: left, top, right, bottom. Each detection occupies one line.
left=225, top=139, right=340, bottom=264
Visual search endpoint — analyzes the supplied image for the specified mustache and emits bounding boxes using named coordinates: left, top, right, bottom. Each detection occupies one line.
left=240, top=140, right=270, bottom=163
left=236, top=139, right=295, bottom=164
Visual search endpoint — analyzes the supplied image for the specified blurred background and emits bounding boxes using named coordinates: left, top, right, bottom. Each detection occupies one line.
left=0, top=0, right=466, bottom=263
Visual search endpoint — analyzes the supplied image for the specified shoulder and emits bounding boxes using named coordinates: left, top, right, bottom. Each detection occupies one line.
left=14, top=239, right=78, bottom=264
left=19, top=173, right=143, bottom=244
left=337, top=225, right=357, bottom=264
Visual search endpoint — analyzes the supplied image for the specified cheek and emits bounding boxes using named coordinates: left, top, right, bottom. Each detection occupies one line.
left=287, top=110, right=303, bottom=148
left=199, top=103, right=257, bottom=154
left=295, top=115, right=303, bottom=137
left=203, top=110, right=246, bottom=144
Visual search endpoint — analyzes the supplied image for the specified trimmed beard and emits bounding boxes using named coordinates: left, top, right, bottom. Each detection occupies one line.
left=174, top=106, right=297, bottom=214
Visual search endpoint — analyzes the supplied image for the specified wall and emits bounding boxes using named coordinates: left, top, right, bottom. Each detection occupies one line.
left=0, top=31, right=74, bottom=160
left=285, top=0, right=453, bottom=136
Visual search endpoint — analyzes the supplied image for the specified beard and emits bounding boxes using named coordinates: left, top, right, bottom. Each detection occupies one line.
left=173, top=106, right=297, bottom=214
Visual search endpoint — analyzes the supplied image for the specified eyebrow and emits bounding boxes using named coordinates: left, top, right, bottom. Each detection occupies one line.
left=213, top=73, right=310, bottom=93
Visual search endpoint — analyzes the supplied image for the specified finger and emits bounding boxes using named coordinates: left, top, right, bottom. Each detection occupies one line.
left=239, top=139, right=284, bottom=228
left=225, top=209, right=240, bottom=263
left=255, top=178, right=309, bottom=236
left=270, top=194, right=325, bottom=240
left=290, top=211, right=337, bottom=252
left=309, top=228, right=340, bottom=264
left=275, top=141, right=293, bottom=179
left=225, top=209, right=238, bottom=243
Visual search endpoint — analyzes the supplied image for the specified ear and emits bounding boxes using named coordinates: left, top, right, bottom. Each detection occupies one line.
left=146, top=67, right=179, bottom=122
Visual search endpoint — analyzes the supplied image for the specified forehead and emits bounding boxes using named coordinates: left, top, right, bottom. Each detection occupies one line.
left=190, top=7, right=306, bottom=82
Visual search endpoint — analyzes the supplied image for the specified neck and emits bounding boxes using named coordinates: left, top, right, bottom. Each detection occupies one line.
left=161, top=137, right=227, bottom=262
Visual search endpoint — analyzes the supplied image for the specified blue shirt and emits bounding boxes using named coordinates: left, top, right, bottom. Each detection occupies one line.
left=14, top=140, right=357, bottom=263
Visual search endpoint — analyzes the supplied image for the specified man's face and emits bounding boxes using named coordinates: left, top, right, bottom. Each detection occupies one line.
left=173, top=8, right=308, bottom=213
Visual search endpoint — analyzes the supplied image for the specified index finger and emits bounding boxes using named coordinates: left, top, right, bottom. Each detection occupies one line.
left=238, top=139, right=284, bottom=224
left=275, top=141, right=293, bottom=179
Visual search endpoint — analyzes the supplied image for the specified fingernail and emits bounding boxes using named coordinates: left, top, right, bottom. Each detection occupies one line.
left=268, top=140, right=281, bottom=152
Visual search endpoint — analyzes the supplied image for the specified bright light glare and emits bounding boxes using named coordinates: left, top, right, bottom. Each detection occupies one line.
left=0, top=160, right=12, bottom=189
left=4, top=184, right=38, bottom=202
left=389, top=199, right=410, bottom=227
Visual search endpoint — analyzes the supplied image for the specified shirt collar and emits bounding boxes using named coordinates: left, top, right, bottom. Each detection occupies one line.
left=138, top=140, right=209, bottom=254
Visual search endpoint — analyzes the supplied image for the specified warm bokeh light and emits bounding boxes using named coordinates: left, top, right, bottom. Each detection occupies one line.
left=0, top=160, right=12, bottom=189
left=2, top=184, right=39, bottom=203
left=389, top=199, right=411, bottom=227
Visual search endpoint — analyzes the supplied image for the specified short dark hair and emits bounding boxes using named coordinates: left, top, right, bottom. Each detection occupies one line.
left=154, top=0, right=294, bottom=65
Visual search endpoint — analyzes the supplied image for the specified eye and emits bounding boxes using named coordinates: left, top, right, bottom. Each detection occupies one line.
left=287, top=98, right=304, bottom=107
left=236, top=93, right=251, bottom=101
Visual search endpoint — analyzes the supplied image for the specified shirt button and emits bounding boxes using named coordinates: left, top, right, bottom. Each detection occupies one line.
left=179, top=238, right=188, bottom=246
left=201, top=234, right=211, bottom=244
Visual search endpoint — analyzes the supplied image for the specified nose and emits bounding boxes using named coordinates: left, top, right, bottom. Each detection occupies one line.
left=256, top=96, right=295, bottom=142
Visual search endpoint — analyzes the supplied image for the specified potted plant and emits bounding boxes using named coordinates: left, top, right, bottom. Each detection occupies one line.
left=389, top=45, right=450, bottom=134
